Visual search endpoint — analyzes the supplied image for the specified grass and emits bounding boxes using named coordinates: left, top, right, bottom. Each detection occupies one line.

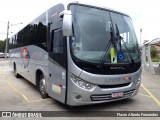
left=146, top=56, right=160, bottom=62
left=152, top=56, right=160, bottom=62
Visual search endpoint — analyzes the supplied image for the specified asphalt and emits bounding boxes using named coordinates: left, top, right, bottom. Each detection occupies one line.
left=0, top=58, right=160, bottom=120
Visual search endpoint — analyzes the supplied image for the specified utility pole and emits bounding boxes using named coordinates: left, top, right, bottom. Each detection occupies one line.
left=140, top=28, right=142, bottom=45
left=5, top=21, right=9, bottom=59
left=4, top=21, right=22, bottom=59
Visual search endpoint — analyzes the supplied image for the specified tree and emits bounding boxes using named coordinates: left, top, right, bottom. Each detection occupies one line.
left=0, top=40, right=6, bottom=52
left=150, top=47, right=157, bottom=58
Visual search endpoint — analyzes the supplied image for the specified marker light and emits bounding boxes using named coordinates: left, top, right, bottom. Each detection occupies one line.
left=123, top=76, right=131, bottom=80
left=70, top=74, right=96, bottom=91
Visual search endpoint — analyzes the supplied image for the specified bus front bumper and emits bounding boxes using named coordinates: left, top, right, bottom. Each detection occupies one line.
left=66, top=80, right=140, bottom=106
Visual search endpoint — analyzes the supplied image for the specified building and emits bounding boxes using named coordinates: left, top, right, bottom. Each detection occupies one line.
left=142, top=38, right=160, bottom=74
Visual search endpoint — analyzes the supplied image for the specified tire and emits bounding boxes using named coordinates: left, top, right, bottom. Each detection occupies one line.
left=14, top=64, right=21, bottom=78
left=39, top=74, right=48, bottom=99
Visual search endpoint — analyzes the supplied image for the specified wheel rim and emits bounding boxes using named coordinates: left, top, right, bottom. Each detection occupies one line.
left=39, top=78, right=46, bottom=95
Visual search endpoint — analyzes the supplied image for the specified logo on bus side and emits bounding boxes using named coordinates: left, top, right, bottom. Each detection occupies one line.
left=23, top=48, right=30, bottom=61
left=20, top=48, right=30, bottom=67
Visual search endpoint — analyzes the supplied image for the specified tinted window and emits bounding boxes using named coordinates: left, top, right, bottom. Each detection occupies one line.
left=14, top=12, right=47, bottom=50
left=53, top=29, right=63, bottom=53
left=32, top=12, right=47, bottom=49
left=47, top=4, right=64, bottom=52
left=49, top=28, right=66, bottom=68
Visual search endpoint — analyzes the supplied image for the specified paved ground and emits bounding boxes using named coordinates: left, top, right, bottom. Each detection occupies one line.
left=0, top=58, right=160, bottom=120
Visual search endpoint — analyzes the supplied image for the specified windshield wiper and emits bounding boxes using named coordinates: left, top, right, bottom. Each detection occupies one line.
left=97, top=24, right=115, bottom=68
left=115, top=24, right=135, bottom=65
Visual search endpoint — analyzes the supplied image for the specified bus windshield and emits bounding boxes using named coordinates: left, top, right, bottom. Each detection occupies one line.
left=70, top=5, right=140, bottom=64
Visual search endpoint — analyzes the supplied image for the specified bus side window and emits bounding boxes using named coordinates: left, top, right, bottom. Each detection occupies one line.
left=53, top=29, right=63, bottom=53
left=51, top=28, right=67, bottom=68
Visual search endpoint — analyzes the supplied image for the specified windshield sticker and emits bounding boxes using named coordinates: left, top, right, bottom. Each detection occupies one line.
left=110, top=47, right=117, bottom=64
left=76, top=43, right=81, bottom=48
left=118, top=52, right=124, bottom=60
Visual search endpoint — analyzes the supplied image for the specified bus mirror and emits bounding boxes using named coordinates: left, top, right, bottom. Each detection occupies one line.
left=60, top=10, right=72, bottom=36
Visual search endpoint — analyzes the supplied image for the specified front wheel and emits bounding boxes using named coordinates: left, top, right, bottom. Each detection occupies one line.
left=39, top=74, right=48, bottom=99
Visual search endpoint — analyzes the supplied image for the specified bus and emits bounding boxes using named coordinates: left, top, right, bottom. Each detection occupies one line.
left=9, top=1, right=141, bottom=106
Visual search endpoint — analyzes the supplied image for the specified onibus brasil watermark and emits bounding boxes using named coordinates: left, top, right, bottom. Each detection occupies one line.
left=0, top=111, right=160, bottom=117
left=1, top=112, right=42, bottom=118
left=117, top=112, right=159, bottom=117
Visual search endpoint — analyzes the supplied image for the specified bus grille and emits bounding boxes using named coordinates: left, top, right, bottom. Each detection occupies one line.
left=98, top=82, right=131, bottom=88
left=90, top=89, right=135, bottom=101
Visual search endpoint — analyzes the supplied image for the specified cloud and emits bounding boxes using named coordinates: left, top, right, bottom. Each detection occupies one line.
left=1, top=0, right=160, bottom=41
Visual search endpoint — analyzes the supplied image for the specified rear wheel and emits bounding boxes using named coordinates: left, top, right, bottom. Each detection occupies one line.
left=39, top=74, right=48, bottom=99
left=13, top=64, right=21, bottom=78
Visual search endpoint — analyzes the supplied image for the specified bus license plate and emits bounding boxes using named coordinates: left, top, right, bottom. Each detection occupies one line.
left=111, top=92, right=123, bottom=98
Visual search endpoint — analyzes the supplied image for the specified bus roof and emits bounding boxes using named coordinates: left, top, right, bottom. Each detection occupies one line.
left=9, top=1, right=131, bottom=38
left=66, top=1, right=130, bottom=17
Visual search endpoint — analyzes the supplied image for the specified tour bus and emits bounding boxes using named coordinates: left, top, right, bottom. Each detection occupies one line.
left=9, top=1, right=141, bottom=106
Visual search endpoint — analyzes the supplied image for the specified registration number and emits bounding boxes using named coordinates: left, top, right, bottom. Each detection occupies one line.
left=111, top=92, right=123, bottom=98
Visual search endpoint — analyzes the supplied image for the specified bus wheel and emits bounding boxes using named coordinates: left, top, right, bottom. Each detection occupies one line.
left=14, top=64, right=20, bottom=78
left=39, top=74, right=48, bottom=99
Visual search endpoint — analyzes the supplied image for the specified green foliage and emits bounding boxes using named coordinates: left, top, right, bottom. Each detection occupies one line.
left=152, top=56, right=160, bottom=62
left=150, top=47, right=157, bottom=58
left=0, top=40, right=6, bottom=52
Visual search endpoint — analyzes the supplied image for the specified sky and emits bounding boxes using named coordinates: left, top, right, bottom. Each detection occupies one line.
left=0, top=0, right=160, bottom=44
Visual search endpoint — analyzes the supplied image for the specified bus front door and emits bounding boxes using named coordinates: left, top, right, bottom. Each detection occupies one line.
left=48, top=28, right=67, bottom=104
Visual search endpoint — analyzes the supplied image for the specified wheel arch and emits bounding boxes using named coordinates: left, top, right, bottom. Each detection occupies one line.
left=35, top=68, right=47, bottom=89
left=35, top=69, right=43, bottom=88
left=35, top=68, right=49, bottom=98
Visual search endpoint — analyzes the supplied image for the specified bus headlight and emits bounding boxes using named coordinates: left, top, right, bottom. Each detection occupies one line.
left=70, top=74, right=96, bottom=91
